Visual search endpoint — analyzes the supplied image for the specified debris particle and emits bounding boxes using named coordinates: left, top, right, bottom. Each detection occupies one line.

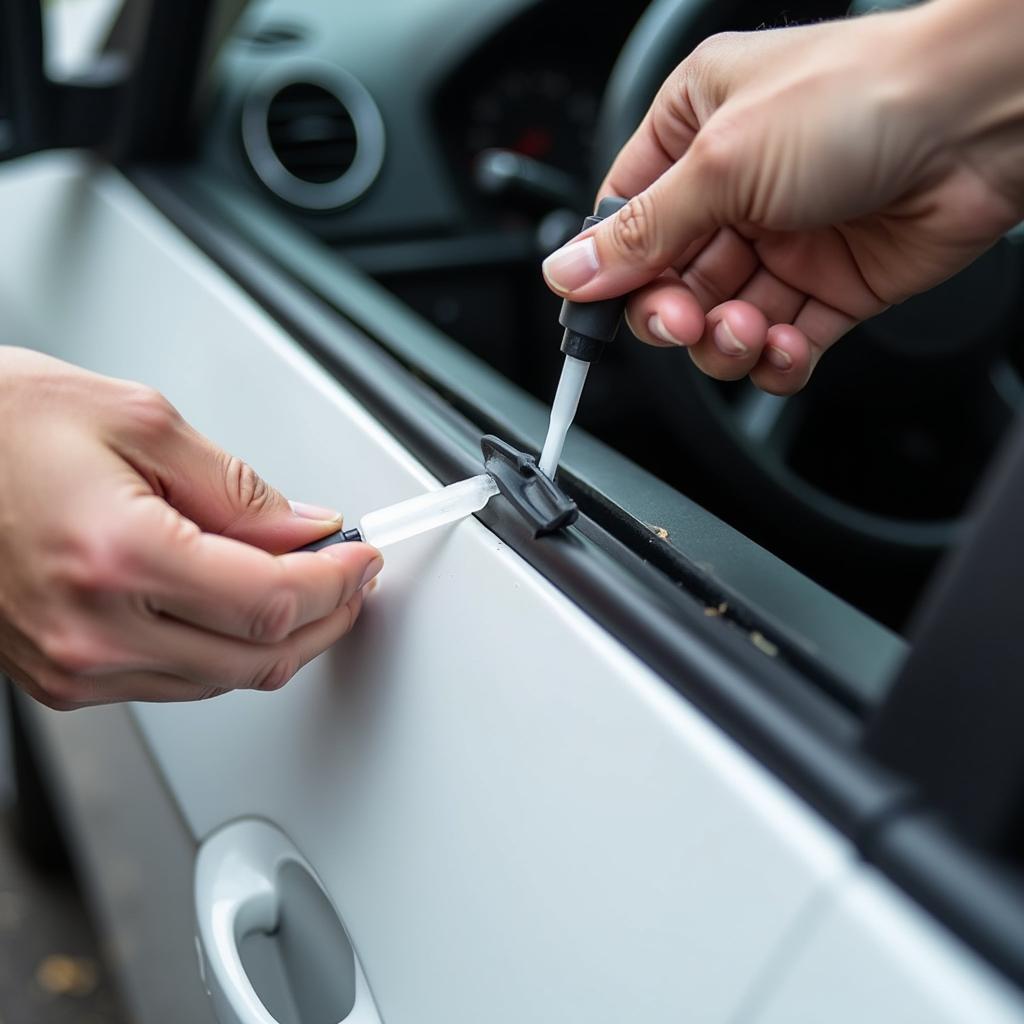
left=750, top=631, right=779, bottom=658
left=704, top=602, right=729, bottom=617
left=35, top=954, right=99, bottom=997
left=646, top=524, right=670, bottom=540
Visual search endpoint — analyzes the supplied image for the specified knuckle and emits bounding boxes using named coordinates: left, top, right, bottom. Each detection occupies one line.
left=60, top=528, right=136, bottom=595
left=609, top=193, right=662, bottom=266
left=251, top=654, right=298, bottom=692
left=696, top=124, right=737, bottom=178
left=119, top=384, right=180, bottom=439
left=691, top=122, right=739, bottom=181
left=36, top=625, right=109, bottom=675
left=249, top=589, right=299, bottom=644
left=223, top=455, right=272, bottom=514
left=690, top=31, right=737, bottom=68
left=658, top=71, right=695, bottom=128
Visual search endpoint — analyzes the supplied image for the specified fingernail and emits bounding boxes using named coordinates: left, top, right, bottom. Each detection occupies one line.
left=542, top=237, right=599, bottom=293
left=359, top=556, right=384, bottom=590
left=289, top=500, right=342, bottom=524
left=713, top=319, right=747, bottom=356
left=648, top=313, right=683, bottom=346
left=765, top=345, right=793, bottom=371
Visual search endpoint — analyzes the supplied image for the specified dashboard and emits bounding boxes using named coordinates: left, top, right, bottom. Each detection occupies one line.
left=209, top=0, right=648, bottom=242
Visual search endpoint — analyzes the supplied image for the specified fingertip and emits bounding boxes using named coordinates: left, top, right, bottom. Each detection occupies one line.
left=626, top=284, right=705, bottom=348
left=713, top=300, right=769, bottom=349
left=316, top=541, right=382, bottom=599
left=750, top=324, right=814, bottom=395
left=689, top=300, right=769, bottom=380
left=359, top=552, right=384, bottom=591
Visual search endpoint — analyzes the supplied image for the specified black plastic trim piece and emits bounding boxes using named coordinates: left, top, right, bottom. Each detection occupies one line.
left=864, top=419, right=1024, bottom=850
left=127, top=164, right=912, bottom=843
left=481, top=434, right=578, bottom=536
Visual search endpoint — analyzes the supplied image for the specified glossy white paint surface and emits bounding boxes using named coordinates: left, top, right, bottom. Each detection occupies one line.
left=1, top=153, right=1011, bottom=1023
left=744, top=868, right=1024, bottom=1023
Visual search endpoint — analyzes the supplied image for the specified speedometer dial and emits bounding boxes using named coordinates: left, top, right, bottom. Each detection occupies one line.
left=465, top=68, right=598, bottom=182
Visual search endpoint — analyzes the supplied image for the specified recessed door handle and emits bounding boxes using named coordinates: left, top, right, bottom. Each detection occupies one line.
left=195, top=820, right=382, bottom=1024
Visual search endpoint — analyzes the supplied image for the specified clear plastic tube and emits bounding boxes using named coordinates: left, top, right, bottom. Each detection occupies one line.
left=538, top=355, right=590, bottom=478
left=358, top=474, right=500, bottom=549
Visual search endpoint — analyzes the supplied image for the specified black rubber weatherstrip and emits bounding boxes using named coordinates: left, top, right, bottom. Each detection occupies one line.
left=127, top=166, right=912, bottom=842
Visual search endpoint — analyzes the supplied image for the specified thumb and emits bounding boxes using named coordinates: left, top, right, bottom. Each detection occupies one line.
left=541, top=134, right=729, bottom=303
left=113, top=400, right=343, bottom=553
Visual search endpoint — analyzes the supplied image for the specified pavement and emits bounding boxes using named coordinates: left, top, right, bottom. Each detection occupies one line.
left=0, top=700, right=130, bottom=1024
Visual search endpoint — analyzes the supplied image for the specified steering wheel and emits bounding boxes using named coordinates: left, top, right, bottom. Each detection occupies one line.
left=591, top=0, right=1024, bottom=624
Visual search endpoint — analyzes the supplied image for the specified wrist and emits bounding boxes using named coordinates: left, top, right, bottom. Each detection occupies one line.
left=905, top=0, right=1024, bottom=204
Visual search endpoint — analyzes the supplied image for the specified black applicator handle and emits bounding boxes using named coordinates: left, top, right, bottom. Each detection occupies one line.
left=294, top=527, right=363, bottom=553
left=557, top=196, right=630, bottom=362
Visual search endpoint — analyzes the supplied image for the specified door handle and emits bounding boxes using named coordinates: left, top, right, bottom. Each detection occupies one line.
left=195, top=819, right=382, bottom=1024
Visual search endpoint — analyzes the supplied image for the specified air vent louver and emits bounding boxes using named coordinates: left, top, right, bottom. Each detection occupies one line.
left=266, top=82, right=357, bottom=185
left=241, top=64, right=385, bottom=212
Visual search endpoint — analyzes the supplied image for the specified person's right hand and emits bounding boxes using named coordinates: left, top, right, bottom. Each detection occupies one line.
left=542, top=0, right=1024, bottom=394
left=0, top=347, right=382, bottom=710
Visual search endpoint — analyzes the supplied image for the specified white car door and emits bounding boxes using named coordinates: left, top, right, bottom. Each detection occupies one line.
left=0, top=151, right=851, bottom=1024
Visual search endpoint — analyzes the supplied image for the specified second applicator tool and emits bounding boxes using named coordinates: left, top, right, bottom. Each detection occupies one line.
left=299, top=197, right=630, bottom=552
left=538, top=195, right=630, bottom=477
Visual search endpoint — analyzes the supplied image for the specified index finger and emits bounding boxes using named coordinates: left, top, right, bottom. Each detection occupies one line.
left=598, top=70, right=701, bottom=203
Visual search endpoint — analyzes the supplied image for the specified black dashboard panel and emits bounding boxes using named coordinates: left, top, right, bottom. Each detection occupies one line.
left=205, top=0, right=544, bottom=240
left=205, top=0, right=646, bottom=241
left=433, top=0, right=648, bottom=217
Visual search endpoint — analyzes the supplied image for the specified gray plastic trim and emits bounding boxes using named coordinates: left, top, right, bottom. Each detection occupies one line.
left=241, top=59, right=385, bottom=212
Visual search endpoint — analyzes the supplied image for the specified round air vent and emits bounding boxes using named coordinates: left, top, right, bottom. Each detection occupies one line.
left=242, top=63, right=385, bottom=212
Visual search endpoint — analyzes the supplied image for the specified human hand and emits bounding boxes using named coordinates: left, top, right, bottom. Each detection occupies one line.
left=0, top=347, right=382, bottom=709
left=543, top=0, right=1024, bottom=394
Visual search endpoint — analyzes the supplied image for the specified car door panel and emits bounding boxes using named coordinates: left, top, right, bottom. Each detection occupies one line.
left=741, top=869, right=1024, bottom=1023
left=1, top=152, right=855, bottom=1023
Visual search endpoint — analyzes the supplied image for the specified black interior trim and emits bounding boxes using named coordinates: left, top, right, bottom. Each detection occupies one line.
left=866, top=419, right=1024, bottom=849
